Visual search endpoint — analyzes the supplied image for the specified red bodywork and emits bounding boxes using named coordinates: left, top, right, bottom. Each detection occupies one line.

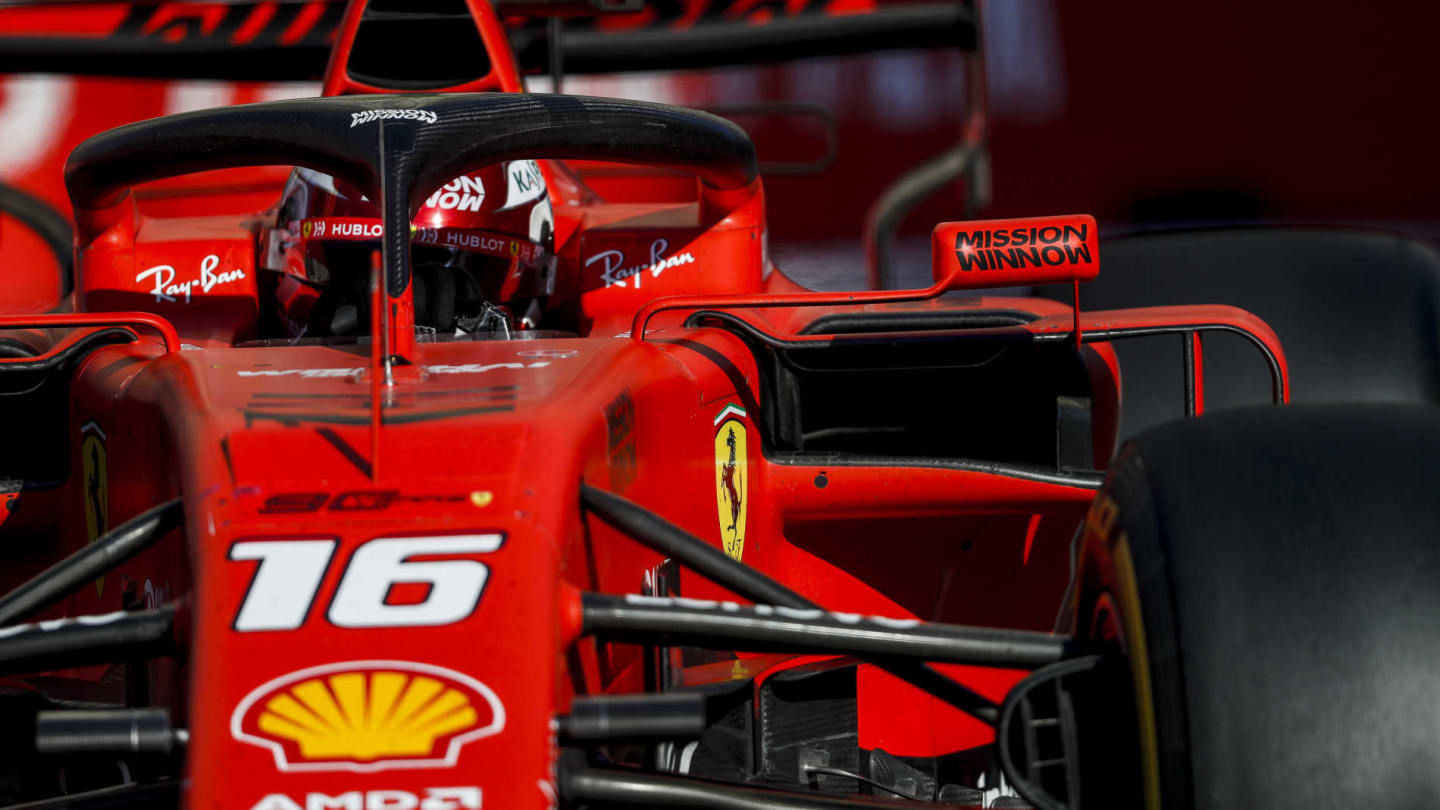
left=0, top=3, right=1288, bottom=808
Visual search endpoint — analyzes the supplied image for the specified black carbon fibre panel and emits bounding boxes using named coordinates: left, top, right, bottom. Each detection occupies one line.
left=758, top=665, right=859, bottom=794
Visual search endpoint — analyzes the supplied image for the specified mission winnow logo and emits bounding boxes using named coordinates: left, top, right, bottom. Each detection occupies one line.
left=954, top=222, right=1094, bottom=272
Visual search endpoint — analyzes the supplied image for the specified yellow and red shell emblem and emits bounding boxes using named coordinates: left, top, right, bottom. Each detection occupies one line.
left=231, top=660, right=504, bottom=772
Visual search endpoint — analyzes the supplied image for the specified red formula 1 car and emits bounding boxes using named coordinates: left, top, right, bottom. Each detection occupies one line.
left=3, top=3, right=1439, bottom=810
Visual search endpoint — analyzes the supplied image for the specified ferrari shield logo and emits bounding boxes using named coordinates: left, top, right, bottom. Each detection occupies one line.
left=81, top=434, right=107, bottom=541
left=81, top=423, right=108, bottom=596
left=714, top=404, right=748, bottom=561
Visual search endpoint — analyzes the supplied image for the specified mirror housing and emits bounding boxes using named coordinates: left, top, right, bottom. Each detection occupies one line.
left=933, top=214, right=1099, bottom=290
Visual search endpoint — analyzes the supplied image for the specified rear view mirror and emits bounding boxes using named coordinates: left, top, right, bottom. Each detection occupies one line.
left=933, top=214, right=1099, bottom=290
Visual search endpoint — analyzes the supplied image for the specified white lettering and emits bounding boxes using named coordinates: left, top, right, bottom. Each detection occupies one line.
left=136, top=254, right=246, bottom=304
left=422, top=362, right=523, bottom=374
left=365, top=792, right=418, bottom=810
left=0, top=610, right=129, bottom=640
left=869, top=616, right=923, bottom=629
left=255, top=789, right=478, bottom=810
left=442, top=232, right=506, bottom=253
left=445, top=175, right=485, bottom=196
left=619, top=594, right=920, bottom=629
left=135, top=264, right=177, bottom=303
left=200, top=253, right=247, bottom=293
left=425, top=187, right=484, bottom=212
left=420, top=789, right=481, bottom=810
left=308, top=794, right=361, bottom=810
left=349, top=109, right=439, bottom=128
left=333, top=222, right=383, bottom=238
left=328, top=536, right=499, bottom=629
left=588, top=239, right=696, bottom=289
left=237, top=362, right=553, bottom=378
left=251, top=796, right=303, bottom=810
left=585, top=249, right=625, bottom=286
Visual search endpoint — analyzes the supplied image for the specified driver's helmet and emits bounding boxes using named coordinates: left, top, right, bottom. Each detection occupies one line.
left=266, top=161, right=554, bottom=338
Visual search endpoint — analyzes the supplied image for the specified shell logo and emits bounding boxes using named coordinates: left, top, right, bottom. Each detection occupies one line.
left=231, top=660, right=505, bottom=773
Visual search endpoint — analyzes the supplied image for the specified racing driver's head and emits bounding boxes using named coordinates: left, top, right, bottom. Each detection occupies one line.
left=265, top=161, right=555, bottom=339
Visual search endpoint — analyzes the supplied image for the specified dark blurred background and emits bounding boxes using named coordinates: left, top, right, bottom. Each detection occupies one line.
left=2, top=0, right=1438, bottom=435
left=713, top=0, right=1440, bottom=287
left=988, top=1, right=1440, bottom=233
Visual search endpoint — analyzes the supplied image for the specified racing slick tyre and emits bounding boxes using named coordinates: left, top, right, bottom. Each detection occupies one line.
left=1071, top=403, right=1440, bottom=810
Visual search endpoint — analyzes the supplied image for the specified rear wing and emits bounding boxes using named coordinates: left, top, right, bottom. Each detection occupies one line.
left=0, top=0, right=974, bottom=80
left=511, top=1, right=976, bottom=74
left=0, top=1, right=344, bottom=80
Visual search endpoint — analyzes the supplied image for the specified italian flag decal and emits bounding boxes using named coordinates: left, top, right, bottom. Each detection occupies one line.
left=713, top=403, right=747, bottom=426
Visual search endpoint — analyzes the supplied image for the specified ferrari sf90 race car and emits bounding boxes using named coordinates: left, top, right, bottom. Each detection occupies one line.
left=1, top=3, right=1438, bottom=810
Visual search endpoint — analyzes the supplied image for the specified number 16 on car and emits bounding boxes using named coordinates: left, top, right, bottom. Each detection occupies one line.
left=229, top=534, right=503, bottom=631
